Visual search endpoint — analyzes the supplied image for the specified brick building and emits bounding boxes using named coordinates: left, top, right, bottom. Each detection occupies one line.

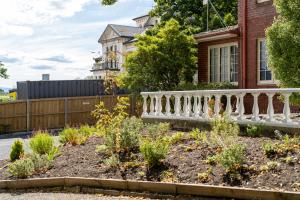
left=193, top=0, right=291, bottom=113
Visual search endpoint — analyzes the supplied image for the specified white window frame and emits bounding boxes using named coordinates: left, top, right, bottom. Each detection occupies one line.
left=257, top=38, right=276, bottom=85
left=208, top=42, right=239, bottom=84
left=257, top=0, right=271, bottom=3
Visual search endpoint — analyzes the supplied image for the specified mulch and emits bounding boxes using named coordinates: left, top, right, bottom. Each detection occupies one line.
left=0, top=134, right=299, bottom=192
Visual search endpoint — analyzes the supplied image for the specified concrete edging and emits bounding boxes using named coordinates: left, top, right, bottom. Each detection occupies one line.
left=0, top=177, right=299, bottom=200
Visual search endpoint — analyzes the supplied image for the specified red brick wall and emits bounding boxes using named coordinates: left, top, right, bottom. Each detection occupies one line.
left=197, top=37, right=240, bottom=84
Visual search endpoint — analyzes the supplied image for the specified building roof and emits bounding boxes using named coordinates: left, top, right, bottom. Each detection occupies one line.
left=132, top=14, right=149, bottom=21
left=194, top=25, right=239, bottom=43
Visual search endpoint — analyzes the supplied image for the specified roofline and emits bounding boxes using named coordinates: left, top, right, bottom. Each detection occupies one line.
left=132, top=14, right=149, bottom=21
left=194, top=25, right=240, bottom=43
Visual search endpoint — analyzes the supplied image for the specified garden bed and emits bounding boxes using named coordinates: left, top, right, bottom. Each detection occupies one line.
left=0, top=133, right=299, bottom=192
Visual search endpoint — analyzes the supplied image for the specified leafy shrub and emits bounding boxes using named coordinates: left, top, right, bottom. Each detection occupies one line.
left=59, top=127, right=87, bottom=145
left=210, top=117, right=240, bottom=148
left=104, top=154, right=120, bottom=168
left=189, top=128, right=207, bottom=143
left=120, top=117, right=144, bottom=151
left=205, top=155, right=218, bottom=165
left=8, top=158, right=34, bottom=179
left=10, top=139, right=24, bottom=161
left=26, top=153, right=53, bottom=173
left=260, top=161, right=280, bottom=172
left=29, top=131, right=54, bottom=155
left=219, top=144, right=246, bottom=172
left=262, top=142, right=277, bottom=157
left=246, top=125, right=263, bottom=137
left=78, top=125, right=97, bottom=138
left=146, top=123, right=170, bottom=139
left=168, top=132, right=185, bottom=145
left=140, top=138, right=169, bottom=167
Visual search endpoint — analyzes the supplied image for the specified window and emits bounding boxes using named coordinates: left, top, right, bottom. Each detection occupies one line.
left=258, top=39, right=273, bottom=83
left=209, top=43, right=238, bottom=83
left=257, top=0, right=271, bottom=3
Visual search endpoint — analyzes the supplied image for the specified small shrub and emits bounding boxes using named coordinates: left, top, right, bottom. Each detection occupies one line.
left=161, top=170, right=177, bottom=182
left=198, top=172, right=210, bottom=183
left=146, top=123, right=170, bottom=139
left=246, top=125, right=263, bottom=137
left=8, top=158, right=34, bottom=179
left=262, top=142, right=277, bottom=157
left=120, top=117, right=144, bottom=151
left=168, top=132, right=185, bottom=145
left=219, top=144, right=246, bottom=172
left=189, top=128, right=207, bottom=143
left=10, top=139, right=25, bottom=162
left=104, top=154, right=120, bottom=168
left=205, top=155, right=218, bottom=165
left=282, top=156, right=295, bottom=165
left=260, top=161, right=280, bottom=172
left=29, top=131, right=54, bottom=155
left=210, top=117, right=239, bottom=148
left=78, top=125, right=97, bottom=138
left=140, top=138, right=169, bottom=167
left=96, top=144, right=108, bottom=153
left=26, top=153, right=53, bottom=173
left=59, top=127, right=86, bottom=145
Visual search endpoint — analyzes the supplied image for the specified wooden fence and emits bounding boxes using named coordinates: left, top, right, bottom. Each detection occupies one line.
left=0, top=95, right=137, bottom=133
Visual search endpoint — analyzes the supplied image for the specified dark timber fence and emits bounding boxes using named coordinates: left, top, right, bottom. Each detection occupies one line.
left=0, top=95, right=137, bottom=133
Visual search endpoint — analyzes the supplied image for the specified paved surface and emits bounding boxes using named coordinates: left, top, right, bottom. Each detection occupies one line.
left=0, top=193, right=155, bottom=200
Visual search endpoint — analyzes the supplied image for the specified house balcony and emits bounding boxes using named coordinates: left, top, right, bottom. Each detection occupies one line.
left=90, top=62, right=120, bottom=72
left=141, top=89, right=300, bottom=129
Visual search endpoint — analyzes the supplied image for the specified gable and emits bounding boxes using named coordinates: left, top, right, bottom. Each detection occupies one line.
left=98, top=25, right=120, bottom=43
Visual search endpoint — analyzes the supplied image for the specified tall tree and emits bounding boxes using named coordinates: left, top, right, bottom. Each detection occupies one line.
left=123, top=19, right=197, bottom=92
left=101, top=0, right=117, bottom=5
left=0, top=62, right=8, bottom=79
left=266, top=0, right=300, bottom=88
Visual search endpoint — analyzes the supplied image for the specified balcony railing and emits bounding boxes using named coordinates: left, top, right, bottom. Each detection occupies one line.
left=91, top=62, right=120, bottom=71
left=141, top=89, right=300, bottom=128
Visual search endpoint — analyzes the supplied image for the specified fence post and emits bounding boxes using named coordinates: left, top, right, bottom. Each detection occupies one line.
left=64, top=98, right=68, bottom=126
left=26, top=100, right=30, bottom=132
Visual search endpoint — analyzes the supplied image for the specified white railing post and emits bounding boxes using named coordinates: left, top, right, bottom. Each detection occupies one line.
left=175, top=95, right=181, bottom=117
left=157, top=94, right=163, bottom=116
left=267, top=93, right=275, bottom=122
left=237, top=93, right=245, bottom=120
left=150, top=95, right=155, bottom=115
left=283, top=93, right=291, bottom=123
left=235, top=96, right=240, bottom=114
left=203, top=95, right=209, bottom=118
left=214, top=94, right=221, bottom=118
left=185, top=95, right=191, bottom=117
left=165, top=94, right=171, bottom=116
left=193, top=95, right=198, bottom=117
left=225, top=94, right=232, bottom=117
left=142, top=95, right=148, bottom=116
left=252, top=93, right=260, bottom=121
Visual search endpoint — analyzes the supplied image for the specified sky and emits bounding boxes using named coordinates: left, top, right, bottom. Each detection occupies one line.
left=0, top=0, right=154, bottom=89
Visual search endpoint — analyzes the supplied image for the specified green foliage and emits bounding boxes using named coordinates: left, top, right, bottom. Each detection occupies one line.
left=146, top=122, right=170, bottom=139
left=104, top=154, right=120, bottom=168
left=29, top=131, right=54, bottom=155
left=8, top=158, right=34, bottom=179
left=260, top=161, right=280, bottom=172
left=168, top=132, right=185, bottom=145
left=197, top=168, right=212, bottom=183
left=140, top=137, right=169, bottom=167
left=219, top=144, right=246, bottom=172
left=266, top=0, right=300, bottom=104
left=189, top=128, right=207, bottom=143
left=246, top=125, right=263, bottom=137
left=176, top=82, right=237, bottom=91
left=60, top=125, right=95, bottom=146
left=120, top=117, right=144, bottom=151
left=101, top=0, right=117, bottom=5
left=10, top=139, right=24, bottom=162
left=151, top=0, right=238, bottom=34
left=205, top=155, right=218, bottom=165
left=210, top=117, right=240, bottom=148
left=0, top=61, right=8, bottom=79
left=26, top=153, right=53, bottom=173
left=123, top=19, right=197, bottom=92
left=262, top=142, right=277, bottom=157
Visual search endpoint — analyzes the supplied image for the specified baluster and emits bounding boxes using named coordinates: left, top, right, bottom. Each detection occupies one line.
left=150, top=95, right=155, bottom=115
left=142, top=95, right=148, bottom=116
left=154, top=95, right=159, bottom=116
left=214, top=94, right=221, bottom=118
left=198, top=95, right=203, bottom=117
left=193, top=95, right=198, bottom=117
left=185, top=95, right=191, bottom=117
left=237, top=93, right=245, bottom=120
left=157, top=94, right=163, bottom=116
left=267, top=93, right=275, bottom=122
left=226, top=94, right=232, bottom=117
left=252, top=93, right=260, bottom=121
left=203, top=95, right=209, bottom=118
left=283, top=93, right=291, bottom=123
left=175, top=95, right=181, bottom=117
left=165, top=95, right=171, bottom=116
left=235, top=96, right=240, bottom=114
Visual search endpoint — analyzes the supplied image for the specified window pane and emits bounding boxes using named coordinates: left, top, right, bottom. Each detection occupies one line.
left=220, top=47, right=229, bottom=82
left=259, top=40, right=272, bottom=81
left=230, top=46, right=238, bottom=82
left=210, top=48, right=218, bottom=82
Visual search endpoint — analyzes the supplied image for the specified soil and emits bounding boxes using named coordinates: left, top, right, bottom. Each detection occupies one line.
left=0, top=134, right=299, bottom=192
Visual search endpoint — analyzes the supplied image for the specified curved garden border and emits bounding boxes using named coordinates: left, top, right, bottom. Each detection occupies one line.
left=0, top=177, right=299, bottom=200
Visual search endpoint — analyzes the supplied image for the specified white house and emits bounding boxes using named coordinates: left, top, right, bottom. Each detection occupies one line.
left=91, top=14, right=158, bottom=79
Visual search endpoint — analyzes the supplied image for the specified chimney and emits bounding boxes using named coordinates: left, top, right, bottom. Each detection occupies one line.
left=42, top=74, right=50, bottom=81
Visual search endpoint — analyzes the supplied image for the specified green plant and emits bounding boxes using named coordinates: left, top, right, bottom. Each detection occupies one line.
left=140, top=137, right=169, bottom=167
left=161, top=170, right=177, bottom=183
left=146, top=123, right=170, bottom=139
left=59, top=127, right=87, bottom=146
left=219, top=144, right=246, bottom=172
left=210, top=117, right=240, bottom=148
left=10, top=139, right=25, bottom=162
left=26, top=153, right=53, bottom=173
left=104, top=154, right=120, bottom=168
left=189, top=128, right=207, bottom=143
left=29, top=131, right=54, bottom=155
left=262, top=142, right=277, bottom=157
left=78, top=125, right=97, bottom=138
left=282, top=156, right=295, bottom=165
left=246, top=125, right=263, bottom=137
left=205, top=155, right=218, bottom=165
left=197, top=168, right=212, bottom=183
left=8, top=158, right=34, bottom=179
left=120, top=117, right=144, bottom=151
left=168, top=132, right=185, bottom=145
left=260, top=161, right=280, bottom=172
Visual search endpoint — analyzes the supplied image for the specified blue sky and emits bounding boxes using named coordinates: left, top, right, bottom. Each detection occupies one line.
left=0, top=0, right=154, bottom=89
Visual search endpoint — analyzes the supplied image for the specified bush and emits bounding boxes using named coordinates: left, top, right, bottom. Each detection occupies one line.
left=146, top=123, right=170, bottom=139
left=168, top=132, right=185, bottom=145
left=120, top=117, right=144, bottom=151
left=59, top=127, right=88, bottom=145
left=78, top=125, right=97, bottom=138
left=29, top=131, right=54, bottom=155
left=210, top=117, right=240, bottom=148
left=26, top=153, right=53, bottom=173
left=140, top=138, right=169, bottom=167
left=104, top=154, right=120, bottom=168
left=189, top=128, right=207, bottom=143
left=219, top=144, right=246, bottom=172
left=246, top=125, right=263, bottom=137
left=262, top=142, right=277, bottom=157
left=10, top=139, right=24, bottom=161
left=8, top=158, right=34, bottom=179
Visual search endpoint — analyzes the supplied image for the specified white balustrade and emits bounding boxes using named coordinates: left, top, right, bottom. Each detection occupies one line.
left=141, top=89, right=300, bottom=128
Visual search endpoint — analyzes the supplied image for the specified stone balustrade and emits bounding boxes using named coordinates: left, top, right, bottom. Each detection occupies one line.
left=141, top=88, right=300, bottom=128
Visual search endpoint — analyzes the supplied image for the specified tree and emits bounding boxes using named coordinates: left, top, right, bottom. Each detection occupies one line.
left=123, top=19, right=197, bottom=92
left=101, top=0, right=117, bottom=5
left=151, top=0, right=238, bottom=34
left=266, top=0, right=300, bottom=89
left=0, top=62, right=8, bottom=79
